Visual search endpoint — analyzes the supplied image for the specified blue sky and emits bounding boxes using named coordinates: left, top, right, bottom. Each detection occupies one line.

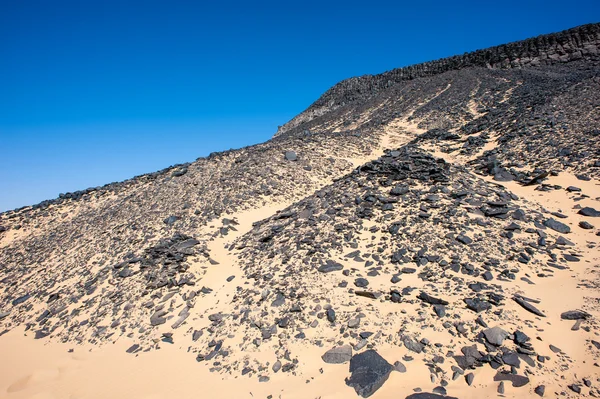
left=1, top=1, right=598, bottom=212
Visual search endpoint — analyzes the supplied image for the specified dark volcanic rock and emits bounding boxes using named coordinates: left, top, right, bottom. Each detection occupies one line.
left=534, top=385, right=546, bottom=396
left=464, top=297, right=492, bottom=313
left=326, top=308, right=336, bottom=323
left=513, top=297, right=545, bottom=317
left=456, top=234, right=473, bottom=245
left=346, top=350, right=393, bottom=398
left=354, top=278, right=369, bottom=288
left=543, top=218, right=571, bottom=234
left=578, top=207, right=600, bottom=217
left=561, top=310, right=591, bottom=320
left=405, top=394, right=458, bottom=399
left=318, top=260, right=343, bottom=273
left=355, top=291, right=380, bottom=300
left=417, top=292, right=449, bottom=306
left=11, top=293, right=31, bottom=306
left=579, top=221, right=594, bottom=229
left=494, top=371, right=530, bottom=387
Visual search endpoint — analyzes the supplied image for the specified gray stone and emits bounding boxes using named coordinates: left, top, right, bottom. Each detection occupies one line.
left=483, top=326, right=510, bottom=346
left=284, top=151, right=297, bottom=161
left=322, top=345, right=352, bottom=364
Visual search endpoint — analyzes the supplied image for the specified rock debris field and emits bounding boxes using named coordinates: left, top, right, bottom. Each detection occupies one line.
left=1, top=22, right=600, bottom=399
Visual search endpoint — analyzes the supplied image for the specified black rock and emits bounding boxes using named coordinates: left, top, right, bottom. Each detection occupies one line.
left=513, top=330, right=530, bottom=345
left=326, top=308, right=336, bottom=323
left=417, top=292, right=449, bottom=306
left=355, top=291, right=380, bottom=300
left=513, top=297, right=545, bottom=317
left=523, top=171, right=549, bottom=186
left=502, top=352, right=520, bottom=367
left=11, top=293, right=31, bottom=306
left=561, top=310, right=591, bottom=320
left=543, top=218, right=570, bottom=234
left=578, top=207, right=600, bottom=217
left=346, top=350, right=393, bottom=398
left=464, top=297, right=492, bottom=313
left=390, top=185, right=409, bottom=196
left=493, top=371, right=530, bottom=387
left=465, top=372, right=474, bottom=386
left=534, top=385, right=545, bottom=396
left=568, top=384, right=582, bottom=394
left=456, top=234, right=473, bottom=245
left=405, top=394, right=458, bottom=399
left=355, top=278, right=369, bottom=288
left=126, top=344, right=141, bottom=353
left=564, top=254, right=580, bottom=262
left=579, top=221, right=594, bottom=229
left=318, top=260, right=343, bottom=273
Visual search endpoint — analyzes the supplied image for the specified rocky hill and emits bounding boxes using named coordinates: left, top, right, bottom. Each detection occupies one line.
left=1, top=23, right=599, bottom=399
left=276, top=23, right=600, bottom=137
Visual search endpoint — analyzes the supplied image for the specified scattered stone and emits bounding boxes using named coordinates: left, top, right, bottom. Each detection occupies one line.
left=561, top=310, right=591, bottom=320
left=417, top=292, right=449, bottom=306
left=464, top=297, right=492, bottom=313
left=354, top=278, right=369, bottom=288
left=393, top=361, right=406, bottom=373
left=578, top=207, right=600, bottom=217
left=513, top=297, right=545, bottom=317
left=534, top=385, right=546, bottom=396
left=543, top=218, right=570, bottom=234
left=493, top=371, right=529, bottom=387
left=322, top=345, right=352, bottom=364
left=465, top=372, right=474, bottom=386
left=318, top=260, right=343, bottom=273
left=326, top=308, right=336, bottom=323
left=456, top=234, right=473, bottom=245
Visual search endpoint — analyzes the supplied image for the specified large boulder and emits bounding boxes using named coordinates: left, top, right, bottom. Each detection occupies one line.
left=346, top=350, right=393, bottom=397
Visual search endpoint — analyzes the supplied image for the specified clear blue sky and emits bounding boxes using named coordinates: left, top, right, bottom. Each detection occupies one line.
left=1, top=1, right=598, bottom=212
